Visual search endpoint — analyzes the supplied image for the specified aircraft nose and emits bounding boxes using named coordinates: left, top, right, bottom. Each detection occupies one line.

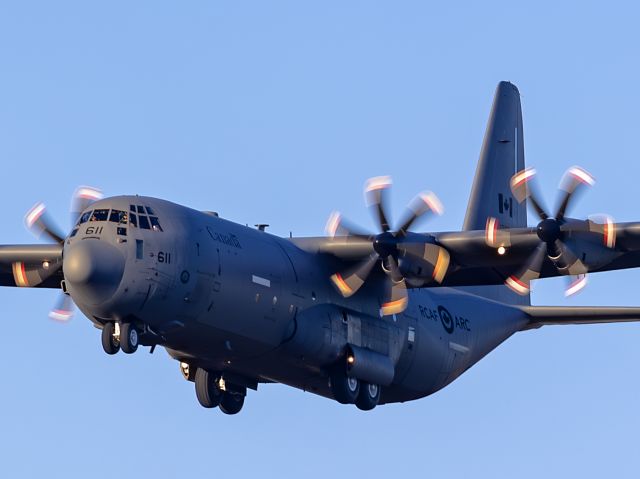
left=63, top=239, right=125, bottom=305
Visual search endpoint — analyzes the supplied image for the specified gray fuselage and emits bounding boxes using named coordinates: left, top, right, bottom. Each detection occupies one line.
left=64, top=195, right=528, bottom=405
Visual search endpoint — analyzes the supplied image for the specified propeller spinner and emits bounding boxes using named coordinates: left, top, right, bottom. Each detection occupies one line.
left=486, top=166, right=616, bottom=296
left=327, top=176, right=449, bottom=316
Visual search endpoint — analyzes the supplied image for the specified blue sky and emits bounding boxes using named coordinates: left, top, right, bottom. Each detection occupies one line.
left=1, top=1, right=639, bottom=477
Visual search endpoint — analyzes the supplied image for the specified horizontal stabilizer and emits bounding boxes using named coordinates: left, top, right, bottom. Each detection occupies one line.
left=521, top=306, right=640, bottom=330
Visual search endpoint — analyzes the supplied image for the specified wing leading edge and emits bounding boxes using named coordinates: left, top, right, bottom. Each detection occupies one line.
left=521, top=306, right=640, bottom=330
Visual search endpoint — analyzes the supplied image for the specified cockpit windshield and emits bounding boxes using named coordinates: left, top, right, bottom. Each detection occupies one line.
left=74, top=205, right=163, bottom=232
left=109, top=210, right=128, bottom=224
left=90, top=209, right=109, bottom=221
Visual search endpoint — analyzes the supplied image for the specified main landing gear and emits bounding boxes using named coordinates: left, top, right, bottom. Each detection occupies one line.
left=192, top=366, right=246, bottom=415
left=100, top=321, right=140, bottom=355
left=330, top=372, right=381, bottom=411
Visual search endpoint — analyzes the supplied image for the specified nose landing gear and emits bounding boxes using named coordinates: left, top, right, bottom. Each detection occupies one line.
left=100, top=321, right=141, bottom=355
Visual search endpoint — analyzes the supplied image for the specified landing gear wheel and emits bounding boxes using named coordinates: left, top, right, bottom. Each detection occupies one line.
left=356, top=382, right=381, bottom=411
left=101, top=322, right=120, bottom=355
left=219, top=392, right=245, bottom=415
left=194, top=368, right=223, bottom=408
left=120, top=322, right=139, bottom=354
left=330, top=373, right=360, bottom=404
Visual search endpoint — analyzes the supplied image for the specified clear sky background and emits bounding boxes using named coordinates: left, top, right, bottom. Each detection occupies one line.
left=1, top=1, right=639, bottom=478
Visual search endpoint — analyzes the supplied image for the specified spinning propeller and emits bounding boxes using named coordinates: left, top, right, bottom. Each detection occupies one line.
left=327, top=176, right=450, bottom=316
left=485, top=166, right=615, bottom=296
left=24, top=186, right=103, bottom=321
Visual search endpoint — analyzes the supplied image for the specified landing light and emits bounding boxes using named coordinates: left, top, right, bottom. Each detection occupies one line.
left=497, top=246, right=506, bottom=255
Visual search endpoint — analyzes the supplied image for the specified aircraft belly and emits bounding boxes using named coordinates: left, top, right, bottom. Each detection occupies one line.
left=389, top=288, right=529, bottom=401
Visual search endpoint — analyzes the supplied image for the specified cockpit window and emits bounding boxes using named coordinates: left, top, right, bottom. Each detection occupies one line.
left=78, top=210, right=93, bottom=224
left=149, top=216, right=163, bottom=231
left=137, top=205, right=145, bottom=214
left=145, top=206, right=155, bottom=215
left=129, top=213, right=137, bottom=227
left=139, top=215, right=151, bottom=230
left=90, top=209, right=110, bottom=221
left=109, top=209, right=128, bottom=224
left=130, top=205, right=136, bottom=212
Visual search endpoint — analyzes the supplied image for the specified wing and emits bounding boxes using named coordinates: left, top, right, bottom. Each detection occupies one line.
left=0, top=244, right=64, bottom=288
left=521, top=306, right=640, bottom=330
left=290, top=220, right=640, bottom=288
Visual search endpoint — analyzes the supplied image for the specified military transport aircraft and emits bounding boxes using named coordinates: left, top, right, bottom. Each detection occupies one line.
left=3, top=81, right=640, bottom=415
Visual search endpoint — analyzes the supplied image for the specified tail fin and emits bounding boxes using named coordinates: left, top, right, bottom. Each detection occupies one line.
left=461, top=81, right=529, bottom=305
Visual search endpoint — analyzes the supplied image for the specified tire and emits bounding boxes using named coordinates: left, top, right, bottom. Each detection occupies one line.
left=120, top=322, right=139, bottom=354
left=219, top=392, right=245, bottom=415
left=194, top=368, right=222, bottom=408
left=356, top=382, right=381, bottom=411
left=330, top=373, right=360, bottom=404
left=101, top=322, right=120, bottom=355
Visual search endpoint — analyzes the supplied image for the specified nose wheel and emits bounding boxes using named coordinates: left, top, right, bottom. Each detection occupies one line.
left=120, top=322, right=139, bottom=354
left=101, top=322, right=120, bottom=355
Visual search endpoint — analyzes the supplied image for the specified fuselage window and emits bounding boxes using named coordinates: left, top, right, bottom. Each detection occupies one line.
left=78, top=210, right=93, bottom=224
left=109, top=210, right=128, bottom=224
left=139, top=215, right=151, bottom=230
left=129, top=213, right=138, bottom=228
left=145, top=206, right=155, bottom=215
left=137, top=205, right=145, bottom=214
left=90, top=209, right=110, bottom=221
left=149, top=216, right=163, bottom=232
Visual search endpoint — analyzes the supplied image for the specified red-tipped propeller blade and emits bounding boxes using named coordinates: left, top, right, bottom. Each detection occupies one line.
left=24, top=202, right=66, bottom=244
left=380, top=257, right=408, bottom=316
left=364, top=176, right=393, bottom=233
left=325, top=211, right=371, bottom=239
left=49, top=293, right=74, bottom=322
left=330, top=253, right=379, bottom=298
left=398, top=242, right=450, bottom=283
left=555, top=166, right=595, bottom=221
left=505, top=242, right=547, bottom=295
left=396, top=191, right=444, bottom=237
left=510, top=168, right=549, bottom=220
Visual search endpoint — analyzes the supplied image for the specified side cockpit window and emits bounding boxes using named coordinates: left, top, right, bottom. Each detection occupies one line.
left=129, top=213, right=137, bottom=228
left=78, top=210, right=93, bottom=225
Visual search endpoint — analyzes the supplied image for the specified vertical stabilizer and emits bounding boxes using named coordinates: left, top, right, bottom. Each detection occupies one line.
left=462, top=81, right=529, bottom=305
